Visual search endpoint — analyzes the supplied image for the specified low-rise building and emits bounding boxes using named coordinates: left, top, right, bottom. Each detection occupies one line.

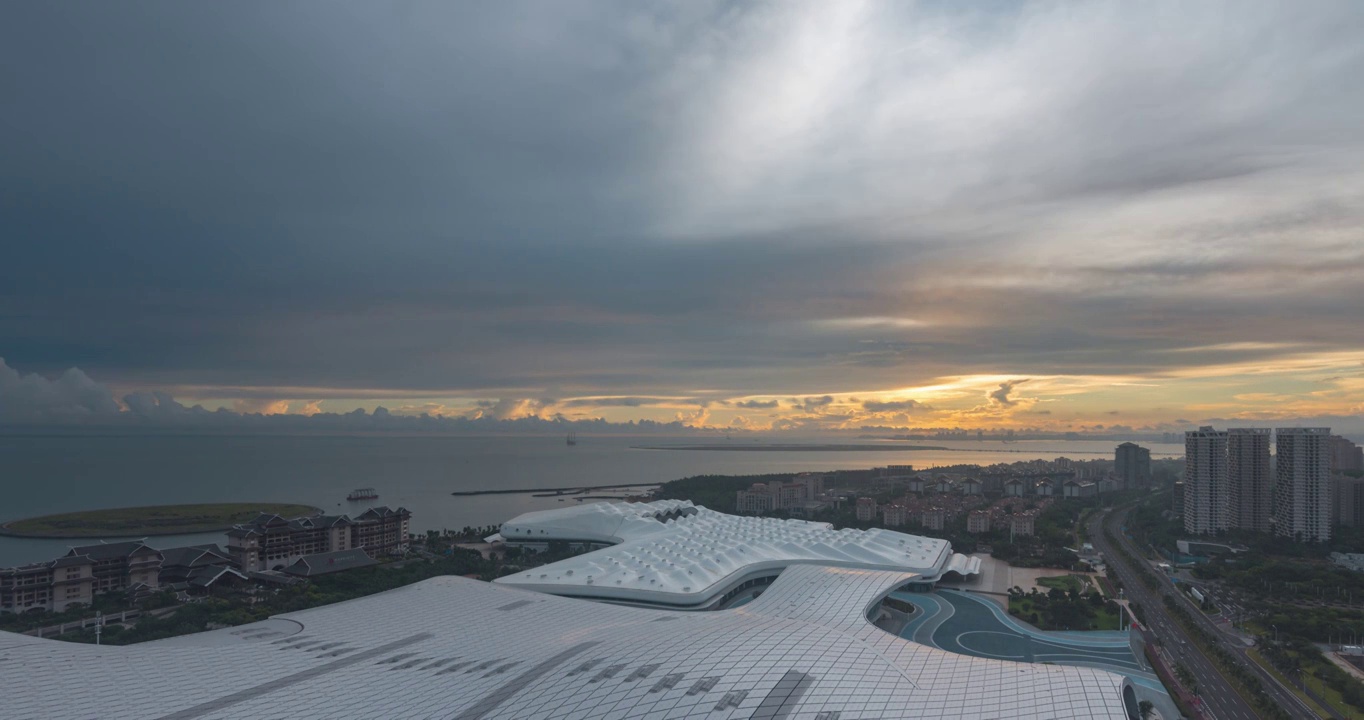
left=787, top=500, right=829, bottom=519
left=793, top=473, right=825, bottom=499
left=1, top=555, right=94, bottom=614
left=960, top=478, right=983, bottom=495
left=1063, top=480, right=1097, bottom=498
left=158, top=545, right=235, bottom=585
left=738, top=477, right=824, bottom=514
left=351, top=507, right=411, bottom=558
left=966, top=510, right=991, bottom=534
left=855, top=497, right=879, bottom=522
left=65, top=541, right=162, bottom=594
left=736, top=484, right=777, bottom=514
left=282, top=548, right=379, bottom=577
left=881, top=504, right=910, bottom=527
left=227, top=507, right=410, bottom=573
left=1331, top=552, right=1364, bottom=573
left=921, top=509, right=946, bottom=531
left=1010, top=512, right=1036, bottom=537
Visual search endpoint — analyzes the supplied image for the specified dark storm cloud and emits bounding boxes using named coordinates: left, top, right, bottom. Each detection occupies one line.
left=861, top=399, right=930, bottom=412
left=734, top=400, right=779, bottom=409
left=2, top=0, right=1364, bottom=413
left=988, top=381, right=1029, bottom=408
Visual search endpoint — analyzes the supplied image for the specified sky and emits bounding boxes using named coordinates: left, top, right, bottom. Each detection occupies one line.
left=2, top=1, right=1363, bottom=436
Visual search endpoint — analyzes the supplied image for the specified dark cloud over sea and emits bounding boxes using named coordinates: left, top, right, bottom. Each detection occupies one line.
left=2, top=2, right=1363, bottom=432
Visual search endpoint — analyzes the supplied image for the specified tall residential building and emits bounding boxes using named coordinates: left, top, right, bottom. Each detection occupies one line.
left=1275, top=428, right=1333, bottom=542
left=1331, top=435, right=1364, bottom=473
left=1334, top=475, right=1364, bottom=527
left=1228, top=428, right=1272, bottom=533
left=1114, top=442, right=1151, bottom=489
left=1184, top=427, right=1230, bottom=535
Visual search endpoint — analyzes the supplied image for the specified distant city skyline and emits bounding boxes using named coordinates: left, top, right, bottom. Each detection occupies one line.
left=3, top=2, right=1363, bottom=435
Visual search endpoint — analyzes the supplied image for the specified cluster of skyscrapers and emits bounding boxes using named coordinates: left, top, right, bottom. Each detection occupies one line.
left=1182, top=427, right=1342, bottom=542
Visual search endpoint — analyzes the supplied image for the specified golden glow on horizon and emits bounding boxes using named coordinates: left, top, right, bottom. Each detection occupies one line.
left=148, top=346, right=1363, bottom=432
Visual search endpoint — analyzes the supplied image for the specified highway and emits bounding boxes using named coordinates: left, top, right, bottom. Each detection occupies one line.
left=1091, top=506, right=1324, bottom=720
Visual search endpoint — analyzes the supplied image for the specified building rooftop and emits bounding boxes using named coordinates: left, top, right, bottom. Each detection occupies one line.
left=65, top=541, right=159, bottom=561
left=490, top=501, right=980, bottom=607
left=0, top=565, right=1132, bottom=719
left=160, top=544, right=233, bottom=569
left=282, top=549, right=380, bottom=577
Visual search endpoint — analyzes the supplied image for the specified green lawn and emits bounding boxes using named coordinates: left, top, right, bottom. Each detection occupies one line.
left=1009, top=596, right=1121, bottom=631
left=1036, top=574, right=1089, bottom=593
left=0, top=503, right=320, bottom=538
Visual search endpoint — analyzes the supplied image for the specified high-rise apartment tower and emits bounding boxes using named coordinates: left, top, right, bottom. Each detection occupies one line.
left=1114, top=442, right=1151, bottom=489
left=1184, top=427, right=1229, bottom=535
left=1274, top=428, right=1332, bottom=542
left=1228, top=428, right=1272, bottom=533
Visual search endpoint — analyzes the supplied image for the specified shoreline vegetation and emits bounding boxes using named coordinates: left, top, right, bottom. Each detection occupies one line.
left=0, top=503, right=321, bottom=539
left=632, top=443, right=949, bottom=452
left=452, top=483, right=660, bottom=497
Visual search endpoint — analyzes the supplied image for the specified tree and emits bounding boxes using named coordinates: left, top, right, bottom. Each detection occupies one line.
left=1138, top=699, right=1153, bottom=719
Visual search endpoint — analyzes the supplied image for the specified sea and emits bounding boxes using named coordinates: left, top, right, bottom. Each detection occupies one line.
left=0, top=434, right=1183, bottom=566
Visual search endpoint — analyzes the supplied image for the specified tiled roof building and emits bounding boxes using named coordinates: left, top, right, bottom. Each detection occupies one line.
left=0, top=565, right=1135, bottom=719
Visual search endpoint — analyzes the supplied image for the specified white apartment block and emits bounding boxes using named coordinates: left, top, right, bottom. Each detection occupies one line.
left=1228, top=428, right=1272, bottom=533
left=1274, top=427, right=1333, bottom=542
left=881, top=505, right=910, bottom=527
left=1185, top=427, right=1230, bottom=535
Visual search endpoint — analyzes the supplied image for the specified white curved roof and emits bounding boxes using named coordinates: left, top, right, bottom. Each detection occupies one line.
left=492, top=501, right=978, bottom=605
left=0, top=565, right=1130, bottom=719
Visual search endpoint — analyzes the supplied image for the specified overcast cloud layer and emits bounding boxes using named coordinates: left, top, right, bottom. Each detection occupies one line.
left=2, top=1, right=1363, bottom=435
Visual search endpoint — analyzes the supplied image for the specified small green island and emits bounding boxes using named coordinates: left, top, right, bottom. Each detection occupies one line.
left=0, top=503, right=321, bottom=539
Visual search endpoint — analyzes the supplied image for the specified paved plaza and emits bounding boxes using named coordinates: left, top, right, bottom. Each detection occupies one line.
left=896, top=588, right=1179, bottom=719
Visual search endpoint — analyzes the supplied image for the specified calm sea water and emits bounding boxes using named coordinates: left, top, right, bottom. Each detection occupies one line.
left=0, top=434, right=1182, bottom=565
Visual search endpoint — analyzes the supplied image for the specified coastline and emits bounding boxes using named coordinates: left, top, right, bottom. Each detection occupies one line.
left=0, top=503, right=322, bottom=540
left=632, top=443, right=949, bottom=452
left=453, top=483, right=660, bottom=497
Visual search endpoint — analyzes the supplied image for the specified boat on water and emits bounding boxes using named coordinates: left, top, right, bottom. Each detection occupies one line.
left=347, top=487, right=379, bottom=501
left=566, top=432, right=577, bottom=446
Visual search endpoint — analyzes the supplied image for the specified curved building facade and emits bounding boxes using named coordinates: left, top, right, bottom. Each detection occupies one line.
left=0, top=565, right=1133, bottom=719
left=490, top=500, right=981, bottom=608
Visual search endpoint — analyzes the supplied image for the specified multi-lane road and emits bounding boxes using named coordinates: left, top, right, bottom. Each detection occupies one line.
left=1090, top=506, right=1324, bottom=720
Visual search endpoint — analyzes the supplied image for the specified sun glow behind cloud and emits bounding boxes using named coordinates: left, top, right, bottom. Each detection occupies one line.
left=2, top=2, right=1363, bottom=436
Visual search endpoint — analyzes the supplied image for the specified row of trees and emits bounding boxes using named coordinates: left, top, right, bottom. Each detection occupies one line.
left=1194, top=554, right=1364, bottom=607
left=1006, top=584, right=1116, bottom=631
left=1260, top=636, right=1364, bottom=711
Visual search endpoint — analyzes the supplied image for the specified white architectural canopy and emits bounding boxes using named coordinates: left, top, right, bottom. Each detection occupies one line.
left=490, top=500, right=981, bottom=607
left=0, top=565, right=1132, bottom=719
